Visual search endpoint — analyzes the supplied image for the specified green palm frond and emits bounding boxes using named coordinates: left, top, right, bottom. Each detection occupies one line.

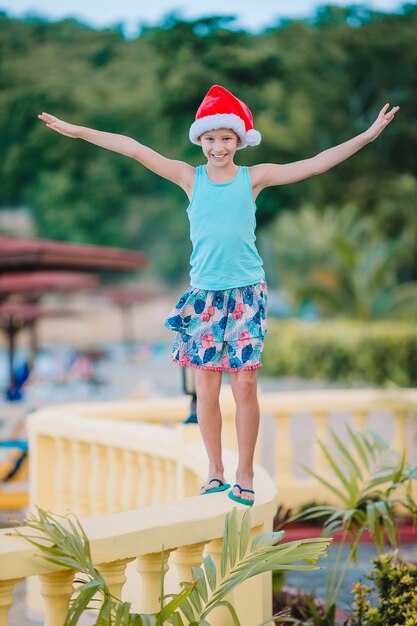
left=285, top=424, right=417, bottom=612
left=195, top=512, right=330, bottom=623
left=15, top=506, right=330, bottom=626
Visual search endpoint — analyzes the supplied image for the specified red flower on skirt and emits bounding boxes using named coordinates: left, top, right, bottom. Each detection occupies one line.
left=237, top=330, right=251, bottom=348
left=200, top=305, right=215, bottom=322
left=232, top=303, right=246, bottom=320
left=200, top=333, right=215, bottom=349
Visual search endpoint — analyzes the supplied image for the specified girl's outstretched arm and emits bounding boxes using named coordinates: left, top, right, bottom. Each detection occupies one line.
left=250, top=104, right=399, bottom=191
left=37, top=112, right=194, bottom=192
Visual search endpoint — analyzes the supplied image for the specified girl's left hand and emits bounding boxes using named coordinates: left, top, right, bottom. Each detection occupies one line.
left=365, top=103, right=399, bottom=142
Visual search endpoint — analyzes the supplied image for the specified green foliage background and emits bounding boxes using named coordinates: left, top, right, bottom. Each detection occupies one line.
left=263, top=319, right=417, bottom=385
left=1, top=4, right=416, bottom=285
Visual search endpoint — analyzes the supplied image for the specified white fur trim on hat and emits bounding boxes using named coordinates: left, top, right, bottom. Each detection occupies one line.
left=245, top=129, right=262, bottom=146
left=189, top=113, right=248, bottom=149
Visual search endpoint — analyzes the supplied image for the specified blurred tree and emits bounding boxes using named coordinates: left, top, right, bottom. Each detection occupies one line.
left=268, top=204, right=417, bottom=319
left=1, top=5, right=416, bottom=289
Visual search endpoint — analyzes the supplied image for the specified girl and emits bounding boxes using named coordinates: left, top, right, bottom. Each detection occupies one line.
left=38, top=85, right=398, bottom=506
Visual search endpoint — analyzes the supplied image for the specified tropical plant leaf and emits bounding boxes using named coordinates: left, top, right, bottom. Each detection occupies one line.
left=374, top=500, right=396, bottom=546
left=300, top=466, right=350, bottom=505
left=176, top=595, right=195, bottom=623
left=227, top=508, right=238, bottom=569
left=191, top=566, right=208, bottom=603
left=204, top=538, right=330, bottom=613
left=188, top=586, right=202, bottom=615
left=330, top=428, right=363, bottom=483
left=347, top=425, right=370, bottom=470
left=214, top=600, right=242, bottom=626
left=95, top=597, right=113, bottom=624
left=167, top=613, right=185, bottom=626
left=65, top=584, right=100, bottom=626
left=221, top=512, right=229, bottom=578
left=160, top=585, right=195, bottom=622
left=202, top=555, right=216, bottom=592
left=114, top=601, right=132, bottom=626
left=138, top=616, right=156, bottom=626
left=129, top=615, right=144, bottom=626
left=323, top=519, right=344, bottom=536
left=239, top=508, right=251, bottom=560
left=251, top=530, right=285, bottom=552
left=367, top=429, right=389, bottom=452
left=288, top=506, right=336, bottom=525
left=366, top=502, right=377, bottom=533
left=317, top=439, right=351, bottom=492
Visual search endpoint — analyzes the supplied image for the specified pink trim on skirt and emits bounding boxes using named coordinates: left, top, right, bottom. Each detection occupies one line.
left=171, top=358, right=262, bottom=373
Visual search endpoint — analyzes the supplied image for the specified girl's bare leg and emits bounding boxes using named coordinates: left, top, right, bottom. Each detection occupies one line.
left=230, top=369, right=260, bottom=503
left=194, top=368, right=225, bottom=493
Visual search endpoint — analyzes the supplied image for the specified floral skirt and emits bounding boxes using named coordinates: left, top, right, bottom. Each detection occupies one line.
left=164, top=279, right=268, bottom=372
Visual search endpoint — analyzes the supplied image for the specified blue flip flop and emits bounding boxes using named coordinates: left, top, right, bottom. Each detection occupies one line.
left=228, top=483, right=255, bottom=507
left=200, top=478, right=231, bottom=495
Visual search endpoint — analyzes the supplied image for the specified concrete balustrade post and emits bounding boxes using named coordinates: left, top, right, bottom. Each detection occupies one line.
left=170, top=542, right=206, bottom=587
left=312, top=411, right=329, bottom=475
left=150, top=457, right=163, bottom=504
left=163, top=459, right=176, bottom=502
left=90, top=442, right=108, bottom=515
left=39, top=570, right=74, bottom=626
left=98, top=559, right=132, bottom=601
left=352, top=410, right=368, bottom=432
left=107, top=447, right=123, bottom=512
left=54, top=438, right=71, bottom=513
left=274, top=413, right=292, bottom=484
left=71, top=440, right=90, bottom=517
left=136, top=551, right=171, bottom=613
left=0, top=579, right=22, bottom=626
left=137, top=454, right=150, bottom=507
left=121, top=450, right=139, bottom=510
left=393, top=411, right=407, bottom=455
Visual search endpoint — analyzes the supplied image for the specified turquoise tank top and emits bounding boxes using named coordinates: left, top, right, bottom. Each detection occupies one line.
left=187, top=165, right=265, bottom=290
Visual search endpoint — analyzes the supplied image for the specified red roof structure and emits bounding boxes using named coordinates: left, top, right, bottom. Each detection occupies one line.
left=0, top=236, right=147, bottom=272
left=0, top=272, right=100, bottom=299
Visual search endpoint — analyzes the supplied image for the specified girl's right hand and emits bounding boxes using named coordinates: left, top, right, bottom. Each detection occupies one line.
left=38, top=112, right=80, bottom=138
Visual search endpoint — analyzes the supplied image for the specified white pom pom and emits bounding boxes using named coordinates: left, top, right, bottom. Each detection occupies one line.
left=245, top=129, right=261, bottom=146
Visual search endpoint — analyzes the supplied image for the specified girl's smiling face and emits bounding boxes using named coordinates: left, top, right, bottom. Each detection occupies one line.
left=198, top=129, right=240, bottom=166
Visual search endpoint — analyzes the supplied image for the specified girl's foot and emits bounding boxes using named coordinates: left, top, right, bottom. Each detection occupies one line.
left=199, top=475, right=229, bottom=495
left=231, top=474, right=254, bottom=503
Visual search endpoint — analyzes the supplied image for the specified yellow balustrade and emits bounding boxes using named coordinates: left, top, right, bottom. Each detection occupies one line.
left=98, top=558, right=133, bottom=601
left=39, top=571, right=75, bottom=626
left=1, top=386, right=415, bottom=623
left=260, top=388, right=417, bottom=508
left=0, top=403, right=277, bottom=625
left=0, top=579, right=22, bottom=626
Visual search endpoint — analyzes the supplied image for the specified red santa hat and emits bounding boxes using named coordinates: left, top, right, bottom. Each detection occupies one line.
left=189, top=85, right=261, bottom=150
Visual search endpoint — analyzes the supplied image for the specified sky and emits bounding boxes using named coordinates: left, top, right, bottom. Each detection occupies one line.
left=1, top=0, right=410, bottom=35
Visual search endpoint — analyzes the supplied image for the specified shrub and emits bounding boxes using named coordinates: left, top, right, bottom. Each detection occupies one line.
left=263, top=319, right=417, bottom=386
left=351, top=551, right=417, bottom=625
